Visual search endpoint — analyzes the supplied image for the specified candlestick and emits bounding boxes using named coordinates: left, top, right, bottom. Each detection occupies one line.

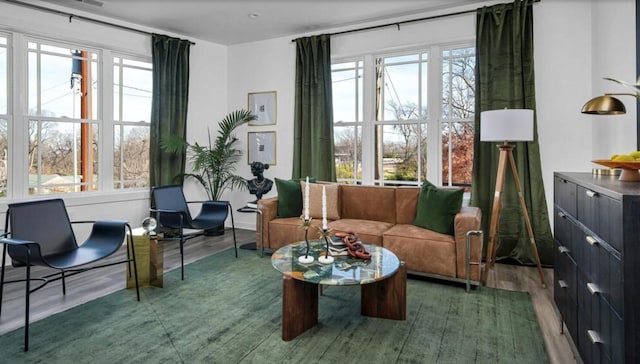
left=304, top=176, right=309, bottom=221
left=298, top=217, right=314, bottom=264
left=322, top=185, right=327, bottom=230
left=318, top=228, right=334, bottom=264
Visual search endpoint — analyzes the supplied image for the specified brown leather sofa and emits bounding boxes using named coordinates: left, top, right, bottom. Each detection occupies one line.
left=258, top=184, right=483, bottom=287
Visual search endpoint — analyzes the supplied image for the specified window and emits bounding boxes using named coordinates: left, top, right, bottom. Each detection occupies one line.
left=0, top=32, right=151, bottom=199
left=441, top=47, right=475, bottom=188
left=0, top=34, right=7, bottom=196
left=332, top=61, right=363, bottom=182
left=27, top=40, right=99, bottom=194
left=332, top=44, right=475, bottom=188
left=113, top=57, right=152, bottom=189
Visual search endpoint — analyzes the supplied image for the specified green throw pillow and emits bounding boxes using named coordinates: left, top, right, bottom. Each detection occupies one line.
left=274, top=177, right=316, bottom=218
left=412, top=180, right=464, bottom=235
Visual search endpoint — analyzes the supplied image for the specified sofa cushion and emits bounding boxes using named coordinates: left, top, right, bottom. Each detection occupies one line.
left=274, top=178, right=317, bottom=218
left=384, top=224, right=456, bottom=277
left=301, top=181, right=340, bottom=221
left=412, top=181, right=463, bottom=235
left=268, top=217, right=325, bottom=250
left=340, top=185, right=397, bottom=223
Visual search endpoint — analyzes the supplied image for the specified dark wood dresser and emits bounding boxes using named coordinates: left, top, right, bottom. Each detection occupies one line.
left=554, top=172, right=640, bottom=363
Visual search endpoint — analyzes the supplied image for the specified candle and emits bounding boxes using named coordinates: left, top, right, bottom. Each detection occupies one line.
left=322, top=185, right=327, bottom=230
left=304, top=176, right=310, bottom=220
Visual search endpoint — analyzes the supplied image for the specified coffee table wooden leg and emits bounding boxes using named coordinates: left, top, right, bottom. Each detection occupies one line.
left=282, top=275, right=318, bottom=341
left=361, top=261, right=406, bottom=320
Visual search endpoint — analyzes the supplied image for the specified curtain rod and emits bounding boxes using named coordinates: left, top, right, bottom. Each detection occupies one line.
left=291, top=0, right=540, bottom=42
left=3, top=0, right=196, bottom=45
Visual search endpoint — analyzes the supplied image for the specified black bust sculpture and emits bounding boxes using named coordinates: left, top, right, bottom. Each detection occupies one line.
left=247, top=161, right=273, bottom=203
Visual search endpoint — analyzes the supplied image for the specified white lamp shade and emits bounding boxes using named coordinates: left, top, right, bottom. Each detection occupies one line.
left=480, top=109, right=534, bottom=142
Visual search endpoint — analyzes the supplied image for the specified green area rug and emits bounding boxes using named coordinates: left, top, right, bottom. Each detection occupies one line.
left=0, top=248, right=548, bottom=363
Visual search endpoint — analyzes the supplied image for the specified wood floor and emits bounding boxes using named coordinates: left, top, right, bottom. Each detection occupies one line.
left=0, top=229, right=580, bottom=363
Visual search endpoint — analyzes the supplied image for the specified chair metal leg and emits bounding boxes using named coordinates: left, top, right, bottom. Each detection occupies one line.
left=229, top=204, right=238, bottom=258
left=0, top=244, right=6, bottom=316
left=180, top=238, right=185, bottom=280
left=125, top=224, right=140, bottom=301
left=24, top=247, right=31, bottom=352
left=61, top=270, right=66, bottom=295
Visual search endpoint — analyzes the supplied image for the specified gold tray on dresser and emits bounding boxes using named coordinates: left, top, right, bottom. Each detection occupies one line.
left=592, top=160, right=640, bottom=181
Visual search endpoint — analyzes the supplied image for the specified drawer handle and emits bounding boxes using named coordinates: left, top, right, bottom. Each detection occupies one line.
left=587, top=330, right=603, bottom=344
left=585, top=190, right=597, bottom=198
left=585, top=236, right=598, bottom=245
left=587, top=282, right=601, bottom=295
left=558, top=246, right=569, bottom=254
left=557, top=211, right=566, bottom=219
left=558, top=280, right=568, bottom=289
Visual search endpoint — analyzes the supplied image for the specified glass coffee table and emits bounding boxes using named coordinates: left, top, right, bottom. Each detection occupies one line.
left=271, top=240, right=406, bottom=341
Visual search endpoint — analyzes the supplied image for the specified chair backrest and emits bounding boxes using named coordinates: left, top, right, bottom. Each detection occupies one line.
left=151, top=185, right=193, bottom=228
left=6, top=199, right=78, bottom=264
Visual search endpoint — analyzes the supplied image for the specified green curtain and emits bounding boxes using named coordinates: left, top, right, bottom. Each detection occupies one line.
left=470, top=0, right=553, bottom=266
left=150, top=34, right=191, bottom=187
left=293, top=34, right=336, bottom=181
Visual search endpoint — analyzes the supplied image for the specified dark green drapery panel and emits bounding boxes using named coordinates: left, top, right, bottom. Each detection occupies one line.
left=470, top=0, right=553, bottom=266
left=150, top=34, right=190, bottom=187
left=293, top=35, right=336, bottom=181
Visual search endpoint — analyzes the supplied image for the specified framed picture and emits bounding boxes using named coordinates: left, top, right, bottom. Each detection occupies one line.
left=248, top=131, right=276, bottom=165
left=248, top=91, right=277, bottom=126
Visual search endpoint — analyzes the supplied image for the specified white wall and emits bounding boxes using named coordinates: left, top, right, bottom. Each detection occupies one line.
left=226, top=38, right=296, bottom=229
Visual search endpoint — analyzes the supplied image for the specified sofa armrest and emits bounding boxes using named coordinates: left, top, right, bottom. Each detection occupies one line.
left=453, top=206, right=482, bottom=281
left=258, top=197, right=278, bottom=250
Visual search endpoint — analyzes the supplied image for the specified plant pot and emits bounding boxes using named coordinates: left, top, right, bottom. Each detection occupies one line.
left=204, top=224, right=225, bottom=236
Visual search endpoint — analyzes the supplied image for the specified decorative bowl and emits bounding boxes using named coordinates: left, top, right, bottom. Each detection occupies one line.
left=592, top=160, right=640, bottom=181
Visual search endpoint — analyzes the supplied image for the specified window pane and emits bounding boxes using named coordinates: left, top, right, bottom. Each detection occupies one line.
left=113, top=56, right=151, bottom=189
left=122, top=66, right=152, bottom=122
left=377, top=124, right=421, bottom=183
left=383, top=54, right=419, bottom=64
left=0, top=39, right=6, bottom=115
left=28, top=120, right=98, bottom=194
left=442, top=47, right=475, bottom=119
left=442, top=121, right=474, bottom=190
left=334, top=125, right=361, bottom=182
left=30, top=46, right=98, bottom=120
left=332, top=63, right=362, bottom=123
left=114, top=125, right=149, bottom=188
left=381, top=62, right=420, bottom=121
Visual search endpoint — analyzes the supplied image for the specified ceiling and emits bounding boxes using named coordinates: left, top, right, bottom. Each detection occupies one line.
left=30, top=0, right=489, bottom=45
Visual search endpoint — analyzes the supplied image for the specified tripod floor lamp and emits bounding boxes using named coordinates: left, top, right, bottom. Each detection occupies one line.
left=480, top=108, right=546, bottom=287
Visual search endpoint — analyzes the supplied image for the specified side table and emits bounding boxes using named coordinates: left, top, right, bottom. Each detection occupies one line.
left=236, top=206, right=264, bottom=257
left=126, top=228, right=164, bottom=288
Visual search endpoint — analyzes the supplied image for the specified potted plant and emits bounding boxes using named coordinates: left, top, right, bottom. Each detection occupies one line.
left=162, top=109, right=257, bottom=201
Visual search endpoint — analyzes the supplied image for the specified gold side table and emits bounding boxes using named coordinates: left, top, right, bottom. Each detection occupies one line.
left=126, top=228, right=164, bottom=288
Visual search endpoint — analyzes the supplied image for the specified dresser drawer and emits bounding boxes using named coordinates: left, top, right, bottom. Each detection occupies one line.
left=554, top=206, right=576, bottom=253
left=576, top=186, right=622, bottom=252
left=554, top=176, right=577, bottom=216
left=554, top=240, right=578, bottom=339
left=554, top=240, right=577, bottom=302
left=574, top=230, right=623, bottom=317
left=578, top=273, right=623, bottom=364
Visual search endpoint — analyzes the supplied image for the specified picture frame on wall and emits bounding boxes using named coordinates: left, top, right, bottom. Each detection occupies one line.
left=248, top=91, right=277, bottom=126
left=248, top=131, right=276, bottom=165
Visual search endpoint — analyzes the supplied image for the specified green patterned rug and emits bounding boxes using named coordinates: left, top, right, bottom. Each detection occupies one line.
left=0, top=248, right=548, bottom=363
